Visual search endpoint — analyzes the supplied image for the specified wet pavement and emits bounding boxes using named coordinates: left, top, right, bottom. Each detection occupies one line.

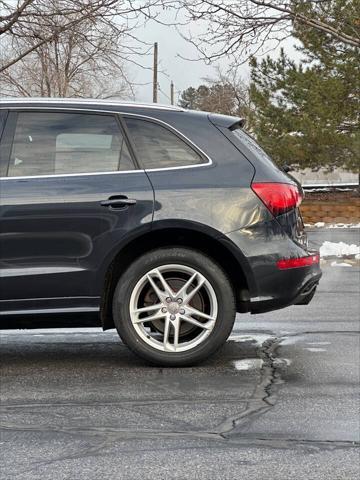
left=0, top=232, right=359, bottom=479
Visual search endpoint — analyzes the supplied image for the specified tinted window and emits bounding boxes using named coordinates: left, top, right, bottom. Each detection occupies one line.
left=231, top=128, right=277, bottom=169
left=0, top=110, right=7, bottom=140
left=8, top=112, right=134, bottom=177
left=125, top=118, right=204, bottom=169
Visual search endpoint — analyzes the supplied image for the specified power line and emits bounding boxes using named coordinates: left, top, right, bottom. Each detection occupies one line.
left=158, top=84, right=171, bottom=102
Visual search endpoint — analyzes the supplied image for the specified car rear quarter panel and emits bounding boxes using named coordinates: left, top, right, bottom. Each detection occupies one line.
left=142, top=112, right=269, bottom=235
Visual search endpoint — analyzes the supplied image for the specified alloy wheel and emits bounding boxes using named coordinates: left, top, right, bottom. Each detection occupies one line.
left=129, top=264, right=218, bottom=352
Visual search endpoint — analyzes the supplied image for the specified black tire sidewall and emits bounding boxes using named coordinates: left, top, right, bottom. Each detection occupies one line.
left=112, top=247, right=236, bottom=366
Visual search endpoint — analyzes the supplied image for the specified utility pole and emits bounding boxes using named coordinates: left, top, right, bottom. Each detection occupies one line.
left=170, top=81, right=174, bottom=105
left=153, top=42, right=158, bottom=103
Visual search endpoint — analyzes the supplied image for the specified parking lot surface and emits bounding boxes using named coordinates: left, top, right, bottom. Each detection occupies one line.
left=1, top=230, right=359, bottom=479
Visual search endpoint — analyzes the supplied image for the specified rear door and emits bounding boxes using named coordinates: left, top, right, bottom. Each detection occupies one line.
left=0, top=109, right=154, bottom=314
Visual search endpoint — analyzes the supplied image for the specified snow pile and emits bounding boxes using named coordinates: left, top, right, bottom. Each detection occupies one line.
left=320, top=241, right=360, bottom=258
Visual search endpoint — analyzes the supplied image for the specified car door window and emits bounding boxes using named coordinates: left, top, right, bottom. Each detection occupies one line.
left=8, top=112, right=134, bottom=177
left=125, top=117, right=204, bottom=169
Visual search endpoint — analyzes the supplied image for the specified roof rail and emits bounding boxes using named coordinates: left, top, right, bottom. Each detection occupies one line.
left=0, top=97, right=184, bottom=112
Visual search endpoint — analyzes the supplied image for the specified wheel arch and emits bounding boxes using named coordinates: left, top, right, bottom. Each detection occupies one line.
left=100, top=220, right=253, bottom=330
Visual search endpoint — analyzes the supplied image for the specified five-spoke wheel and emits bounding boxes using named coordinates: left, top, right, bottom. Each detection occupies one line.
left=129, top=264, right=218, bottom=353
left=112, top=247, right=236, bottom=366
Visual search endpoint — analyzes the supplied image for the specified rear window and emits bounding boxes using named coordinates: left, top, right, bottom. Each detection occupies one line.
left=125, top=117, right=204, bottom=169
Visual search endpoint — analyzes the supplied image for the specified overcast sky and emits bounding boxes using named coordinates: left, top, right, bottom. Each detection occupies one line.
left=129, top=18, right=234, bottom=104
left=129, top=12, right=302, bottom=104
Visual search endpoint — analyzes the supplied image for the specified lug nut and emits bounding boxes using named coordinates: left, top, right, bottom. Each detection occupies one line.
left=170, top=315, right=176, bottom=320
left=179, top=308, right=185, bottom=315
left=166, top=297, right=172, bottom=303
left=177, top=298, right=183, bottom=304
left=161, top=307, right=167, bottom=313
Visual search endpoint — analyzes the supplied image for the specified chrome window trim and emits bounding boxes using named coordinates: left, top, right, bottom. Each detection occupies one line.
left=0, top=107, right=213, bottom=180
left=0, top=169, right=142, bottom=180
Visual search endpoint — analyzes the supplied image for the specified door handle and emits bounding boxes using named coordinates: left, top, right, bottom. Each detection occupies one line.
left=100, top=197, right=137, bottom=208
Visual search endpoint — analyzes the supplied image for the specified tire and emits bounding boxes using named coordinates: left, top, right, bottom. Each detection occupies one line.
left=112, top=247, right=236, bottom=367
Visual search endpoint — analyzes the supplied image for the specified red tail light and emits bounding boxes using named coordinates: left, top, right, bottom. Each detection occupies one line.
left=277, top=254, right=320, bottom=270
left=251, top=182, right=302, bottom=216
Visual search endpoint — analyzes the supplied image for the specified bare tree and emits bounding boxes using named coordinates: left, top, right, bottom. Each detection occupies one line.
left=0, top=1, right=164, bottom=74
left=179, top=68, right=253, bottom=120
left=177, top=0, right=360, bottom=65
left=202, top=68, right=252, bottom=117
left=0, top=0, right=35, bottom=34
left=0, top=17, right=136, bottom=97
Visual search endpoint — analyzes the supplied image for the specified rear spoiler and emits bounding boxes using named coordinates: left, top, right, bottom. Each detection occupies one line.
left=208, top=113, right=245, bottom=130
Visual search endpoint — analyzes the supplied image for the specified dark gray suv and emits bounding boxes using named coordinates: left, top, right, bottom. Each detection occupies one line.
left=0, top=98, right=321, bottom=366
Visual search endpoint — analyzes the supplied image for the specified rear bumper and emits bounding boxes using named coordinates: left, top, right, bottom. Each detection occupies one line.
left=226, top=226, right=322, bottom=314
left=249, top=267, right=322, bottom=313
left=293, top=276, right=320, bottom=305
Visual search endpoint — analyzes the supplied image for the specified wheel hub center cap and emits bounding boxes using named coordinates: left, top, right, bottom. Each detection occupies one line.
left=167, top=302, right=180, bottom=315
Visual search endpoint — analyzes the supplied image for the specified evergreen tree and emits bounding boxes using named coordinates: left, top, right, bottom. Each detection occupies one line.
left=178, top=86, right=199, bottom=109
left=250, top=0, right=360, bottom=172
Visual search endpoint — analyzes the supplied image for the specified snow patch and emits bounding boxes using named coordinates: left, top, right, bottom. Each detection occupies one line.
left=330, top=261, right=352, bottom=267
left=229, top=334, right=274, bottom=346
left=233, top=359, right=263, bottom=371
left=320, top=241, right=360, bottom=258
left=273, top=358, right=292, bottom=367
left=305, top=222, right=360, bottom=229
left=328, top=223, right=360, bottom=229
left=229, top=335, right=255, bottom=343
left=304, top=347, right=327, bottom=352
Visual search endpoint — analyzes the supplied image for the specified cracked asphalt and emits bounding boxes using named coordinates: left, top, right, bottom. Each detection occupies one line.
left=1, top=229, right=359, bottom=479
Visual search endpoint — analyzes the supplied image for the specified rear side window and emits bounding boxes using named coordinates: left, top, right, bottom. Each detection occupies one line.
left=8, top=112, right=134, bottom=177
left=231, top=128, right=277, bottom=169
left=125, top=117, right=204, bottom=169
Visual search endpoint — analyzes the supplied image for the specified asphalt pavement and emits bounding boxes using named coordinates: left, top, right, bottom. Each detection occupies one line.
left=0, top=229, right=359, bottom=480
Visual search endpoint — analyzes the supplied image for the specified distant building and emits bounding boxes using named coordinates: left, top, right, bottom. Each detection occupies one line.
left=292, top=168, right=358, bottom=187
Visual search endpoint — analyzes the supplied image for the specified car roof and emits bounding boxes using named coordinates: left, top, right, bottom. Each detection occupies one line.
left=0, top=97, right=244, bottom=128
